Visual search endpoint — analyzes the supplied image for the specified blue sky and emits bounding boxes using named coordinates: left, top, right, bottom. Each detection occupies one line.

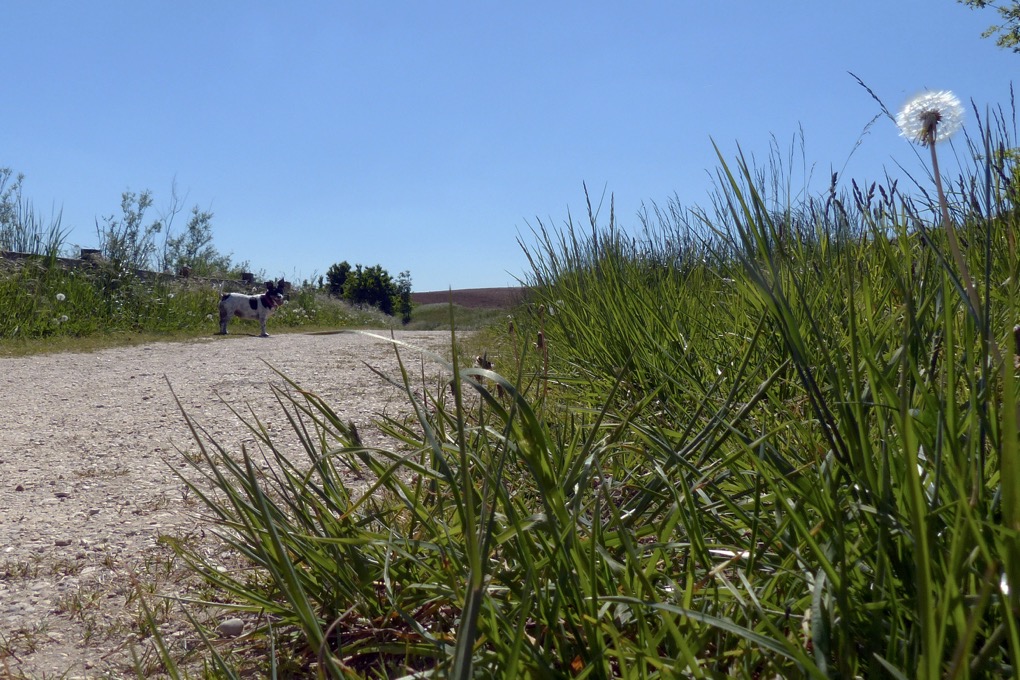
left=2, top=2, right=1014, bottom=291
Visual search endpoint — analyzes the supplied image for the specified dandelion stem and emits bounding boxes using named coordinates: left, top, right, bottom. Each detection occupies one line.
left=929, top=145, right=976, bottom=311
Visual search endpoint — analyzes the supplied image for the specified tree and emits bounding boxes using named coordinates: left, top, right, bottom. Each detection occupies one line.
left=326, top=259, right=411, bottom=317
left=325, top=260, right=352, bottom=296
left=959, top=0, right=1020, bottom=51
left=395, top=270, right=413, bottom=324
left=96, top=181, right=240, bottom=276
left=343, top=264, right=395, bottom=314
left=0, top=169, right=19, bottom=240
left=156, top=180, right=238, bottom=276
left=163, top=205, right=237, bottom=277
left=96, top=190, right=162, bottom=269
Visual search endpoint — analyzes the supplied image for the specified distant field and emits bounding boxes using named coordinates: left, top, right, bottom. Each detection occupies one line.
left=411, top=287, right=526, bottom=309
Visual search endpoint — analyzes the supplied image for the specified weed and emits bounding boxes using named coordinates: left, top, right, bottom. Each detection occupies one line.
left=1, top=558, right=42, bottom=580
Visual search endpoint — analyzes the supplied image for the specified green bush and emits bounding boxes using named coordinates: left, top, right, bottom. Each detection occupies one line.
left=325, top=261, right=413, bottom=322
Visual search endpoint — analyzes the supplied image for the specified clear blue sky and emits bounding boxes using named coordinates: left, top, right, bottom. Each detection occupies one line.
left=2, top=2, right=1014, bottom=292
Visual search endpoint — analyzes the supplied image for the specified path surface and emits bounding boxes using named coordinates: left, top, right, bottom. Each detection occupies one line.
left=0, top=330, right=457, bottom=678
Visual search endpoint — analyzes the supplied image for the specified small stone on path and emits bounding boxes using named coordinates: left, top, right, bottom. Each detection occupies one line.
left=217, top=618, right=245, bottom=638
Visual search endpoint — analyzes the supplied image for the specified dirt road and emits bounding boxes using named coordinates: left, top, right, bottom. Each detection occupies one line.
left=0, top=330, right=457, bottom=678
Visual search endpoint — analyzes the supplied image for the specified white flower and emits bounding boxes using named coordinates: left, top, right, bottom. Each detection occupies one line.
left=59, top=315, right=68, bottom=323
left=896, top=90, right=964, bottom=147
left=55, top=293, right=66, bottom=302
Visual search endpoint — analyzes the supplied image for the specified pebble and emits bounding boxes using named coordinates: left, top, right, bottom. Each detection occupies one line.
left=217, top=617, right=245, bottom=638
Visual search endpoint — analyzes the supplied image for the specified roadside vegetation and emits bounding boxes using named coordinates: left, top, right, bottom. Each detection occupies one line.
left=0, top=258, right=405, bottom=357
left=127, top=90, right=1020, bottom=678
left=0, top=175, right=491, bottom=356
left=0, top=254, right=504, bottom=356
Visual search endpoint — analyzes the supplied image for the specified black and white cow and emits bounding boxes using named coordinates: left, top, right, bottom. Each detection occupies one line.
left=218, top=278, right=287, bottom=337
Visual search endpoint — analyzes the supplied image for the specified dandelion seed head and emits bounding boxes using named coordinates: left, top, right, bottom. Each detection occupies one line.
left=896, top=90, right=964, bottom=147
left=55, top=293, right=66, bottom=301
left=59, top=315, right=68, bottom=323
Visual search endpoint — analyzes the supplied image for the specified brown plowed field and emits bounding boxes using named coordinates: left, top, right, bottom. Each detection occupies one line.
left=411, top=287, right=527, bottom=309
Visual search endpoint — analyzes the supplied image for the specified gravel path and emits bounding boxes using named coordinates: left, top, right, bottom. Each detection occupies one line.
left=0, top=330, right=458, bottom=678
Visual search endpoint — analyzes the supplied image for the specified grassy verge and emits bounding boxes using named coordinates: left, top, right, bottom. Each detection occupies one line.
left=144, top=105, right=1020, bottom=677
left=403, top=302, right=510, bottom=331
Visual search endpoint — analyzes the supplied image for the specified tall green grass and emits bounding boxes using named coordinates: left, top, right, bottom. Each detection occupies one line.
left=514, top=121, right=1020, bottom=675
left=153, top=108, right=1020, bottom=677
left=0, top=167, right=70, bottom=256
